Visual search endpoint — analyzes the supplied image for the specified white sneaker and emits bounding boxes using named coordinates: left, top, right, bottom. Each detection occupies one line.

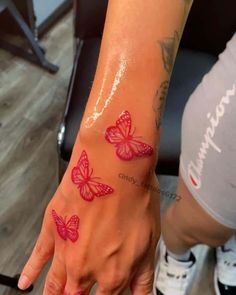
left=154, top=239, right=196, bottom=295
left=214, top=245, right=236, bottom=295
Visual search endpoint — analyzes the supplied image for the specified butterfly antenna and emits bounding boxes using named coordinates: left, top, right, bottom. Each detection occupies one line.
left=92, top=176, right=101, bottom=181
left=132, top=127, right=136, bottom=136
left=132, top=127, right=142, bottom=138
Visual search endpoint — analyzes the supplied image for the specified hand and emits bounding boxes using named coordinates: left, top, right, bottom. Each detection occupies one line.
left=18, top=138, right=160, bottom=295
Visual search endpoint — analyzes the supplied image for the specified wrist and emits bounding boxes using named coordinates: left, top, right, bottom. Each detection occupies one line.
left=60, top=132, right=157, bottom=203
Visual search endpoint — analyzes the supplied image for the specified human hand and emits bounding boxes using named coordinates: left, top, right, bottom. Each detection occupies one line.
left=18, top=139, right=160, bottom=295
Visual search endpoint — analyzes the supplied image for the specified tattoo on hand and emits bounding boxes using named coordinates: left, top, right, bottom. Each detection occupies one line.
left=105, top=110, right=153, bottom=160
left=52, top=210, right=80, bottom=242
left=153, top=81, right=169, bottom=129
left=159, top=31, right=179, bottom=74
left=71, top=150, right=114, bottom=201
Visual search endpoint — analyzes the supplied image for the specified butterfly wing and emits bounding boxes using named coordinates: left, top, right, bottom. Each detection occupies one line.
left=105, top=110, right=131, bottom=144
left=105, top=126, right=125, bottom=144
left=66, top=215, right=80, bottom=242
left=52, top=210, right=67, bottom=241
left=128, top=139, right=153, bottom=158
left=105, top=110, right=135, bottom=159
left=115, top=141, right=135, bottom=160
left=79, top=182, right=96, bottom=201
left=87, top=179, right=114, bottom=199
left=71, top=150, right=90, bottom=186
left=116, top=110, right=132, bottom=137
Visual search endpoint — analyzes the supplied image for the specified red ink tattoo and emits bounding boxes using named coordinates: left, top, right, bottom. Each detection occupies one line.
left=52, top=210, right=79, bottom=242
left=71, top=150, right=114, bottom=201
left=105, top=110, right=154, bottom=160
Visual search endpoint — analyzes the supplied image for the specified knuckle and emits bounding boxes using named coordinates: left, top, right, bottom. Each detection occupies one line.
left=34, top=239, right=52, bottom=261
left=139, top=270, right=154, bottom=286
left=100, top=273, right=126, bottom=291
left=45, top=277, right=63, bottom=294
left=66, top=256, right=88, bottom=278
left=67, top=268, right=89, bottom=285
left=26, top=260, right=38, bottom=273
left=67, top=267, right=80, bottom=281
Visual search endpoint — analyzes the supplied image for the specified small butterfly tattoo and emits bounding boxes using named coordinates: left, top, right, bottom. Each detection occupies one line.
left=71, top=150, right=114, bottom=202
left=52, top=210, right=80, bottom=242
left=105, top=110, right=153, bottom=160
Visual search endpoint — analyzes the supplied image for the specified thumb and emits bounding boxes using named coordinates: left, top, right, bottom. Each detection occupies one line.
left=130, top=263, right=154, bottom=295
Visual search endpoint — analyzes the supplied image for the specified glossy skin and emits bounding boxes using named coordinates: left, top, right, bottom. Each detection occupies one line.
left=18, top=0, right=192, bottom=294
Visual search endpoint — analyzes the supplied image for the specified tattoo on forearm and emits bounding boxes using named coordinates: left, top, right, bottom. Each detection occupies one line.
left=105, top=110, right=154, bottom=160
left=159, top=31, right=179, bottom=74
left=153, top=81, right=170, bottom=129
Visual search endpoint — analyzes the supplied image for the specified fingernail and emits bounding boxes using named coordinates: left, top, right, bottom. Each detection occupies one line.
left=18, top=275, right=31, bottom=290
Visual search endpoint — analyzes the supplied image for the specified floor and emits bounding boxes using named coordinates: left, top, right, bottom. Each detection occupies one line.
left=0, top=12, right=216, bottom=295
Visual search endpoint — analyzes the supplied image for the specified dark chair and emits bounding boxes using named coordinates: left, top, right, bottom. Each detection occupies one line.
left=0, top=0, right=59, bottom=73
left=57, top=0, right=235, bottom=177
left=0, top=274, right=33, bottom=292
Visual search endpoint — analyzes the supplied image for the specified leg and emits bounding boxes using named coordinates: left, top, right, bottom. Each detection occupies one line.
left=162, top=175, right=234, bottom=254
left=155, top=33, right=236, bottom=295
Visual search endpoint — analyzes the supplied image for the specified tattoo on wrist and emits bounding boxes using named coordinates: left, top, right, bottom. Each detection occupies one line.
left=153, top=81, right=170, bottom=129
left=71, top=150, right=114, bottom=201
left=52, top=210, right=80, bottom=242
left=159, top=31, right=179, bottom=74
left=105, top=110, right=154, bottom=160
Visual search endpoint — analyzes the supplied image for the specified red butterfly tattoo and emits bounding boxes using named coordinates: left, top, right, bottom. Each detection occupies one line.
left=105, top=110, right=154, bottom=160
left=52, top=210, right=79, bottom=242
left=71, top=150, right=114, bottom=201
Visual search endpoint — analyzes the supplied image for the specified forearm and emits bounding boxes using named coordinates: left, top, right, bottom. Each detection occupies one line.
left=78, top=0, right=193, bottom=143
left=64, top=0, right=193, bottom=196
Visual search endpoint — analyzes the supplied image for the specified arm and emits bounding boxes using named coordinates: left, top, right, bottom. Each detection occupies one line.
left=19, top=1, right=193, bottom=294
left=80, top=0, right=192, bottom=139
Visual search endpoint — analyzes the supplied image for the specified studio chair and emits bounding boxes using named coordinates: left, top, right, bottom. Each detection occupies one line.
left=0, top=274, right=33, bottom=292
left=57, top=0, right=236, bottom=178
left=0, top=0, right=59, bottom=73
